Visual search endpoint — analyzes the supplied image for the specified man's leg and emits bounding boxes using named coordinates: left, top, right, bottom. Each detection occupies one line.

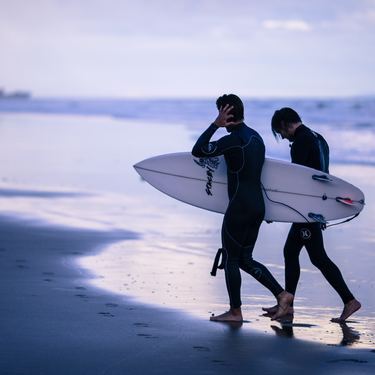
left=284, top=224, right=304, bottom=296
left=262, top=224, right=302, bottom=315
left=210, top=224, right=243, bottom=322
left=238, top=219, right=293, bottom=320
left=239, top=249, right=284, bottom=298
left=304, top=223, right=361, bottom=322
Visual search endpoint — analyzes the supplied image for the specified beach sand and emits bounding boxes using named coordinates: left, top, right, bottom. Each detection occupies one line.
left=1, top=213, right=374, bottom=375
left=0, top=112, right=374, bottom=374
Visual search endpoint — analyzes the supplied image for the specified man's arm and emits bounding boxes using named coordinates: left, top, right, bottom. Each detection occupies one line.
left=192, top=104, right=238, bottom=157
left=191, top=123, right=235, bottom=157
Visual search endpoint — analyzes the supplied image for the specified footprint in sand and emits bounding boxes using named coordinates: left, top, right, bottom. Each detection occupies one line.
left=137, top=333, right=152, bottom=337
left=105, top=303, right=119, bottom=308
left=137, top=333, right=159, bottom=339
left=16, top=259, right=29, bottom=269
left=211, top=359, right=231, bottom=367
left=327, top=358, right=368, bottom=363
left=43, top=271, right=55, bottom=276
left=17, top=264, right=29, bottom=269
left=211, top=359, right=230, bottom=366
left=75, top=294, right=89, bottom=299
left=193, top=346, right=210, bottom=352
left=98, top=312, right=115, bottom=317
left=133, top=322, right=149, bottom=328
left=133, top=322, right=159, bottom=339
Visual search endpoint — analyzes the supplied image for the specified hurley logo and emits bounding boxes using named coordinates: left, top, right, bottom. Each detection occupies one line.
left=300, top=228, right=312, bottom=240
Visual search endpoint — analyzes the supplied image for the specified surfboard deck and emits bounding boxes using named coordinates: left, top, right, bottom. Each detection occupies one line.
left=134, top=152, right=365, bottom=223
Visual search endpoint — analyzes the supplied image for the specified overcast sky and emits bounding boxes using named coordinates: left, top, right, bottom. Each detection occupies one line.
left=1, top=0, right=374, bottom=98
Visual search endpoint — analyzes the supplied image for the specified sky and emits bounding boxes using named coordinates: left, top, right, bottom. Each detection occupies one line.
left=0, top=0, right=375, bottom=98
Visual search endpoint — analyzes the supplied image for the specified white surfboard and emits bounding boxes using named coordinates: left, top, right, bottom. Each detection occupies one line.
left=133, top=152, right=365, bottom=223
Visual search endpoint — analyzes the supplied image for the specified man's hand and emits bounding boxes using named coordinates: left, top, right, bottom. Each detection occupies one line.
left=214, top=104, right=235, bottom=127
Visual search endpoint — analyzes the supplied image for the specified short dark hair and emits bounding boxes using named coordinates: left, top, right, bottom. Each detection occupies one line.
left=216, top=94, right=244, bottom=122
left=271, top=107, right=302, bottom=138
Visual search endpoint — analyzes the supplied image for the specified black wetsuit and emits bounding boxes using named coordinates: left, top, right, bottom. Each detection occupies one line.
left=192, top=123, right=283, bottom=308
left=285, top=125, right=354, bottom=303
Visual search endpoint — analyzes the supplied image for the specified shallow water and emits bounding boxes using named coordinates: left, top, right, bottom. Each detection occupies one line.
left=0, top=110, right=374, bottom=349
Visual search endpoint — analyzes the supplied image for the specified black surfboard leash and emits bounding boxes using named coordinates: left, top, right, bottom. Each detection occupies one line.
left=261, top=183, right=361, bottom=230
left=261, top=183, right=310, bottom=222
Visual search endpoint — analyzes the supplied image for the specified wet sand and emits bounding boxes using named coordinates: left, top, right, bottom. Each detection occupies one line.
left=1, top=213, right=374, bottom=375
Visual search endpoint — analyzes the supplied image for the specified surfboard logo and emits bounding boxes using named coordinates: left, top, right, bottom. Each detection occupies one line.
left=194, top=157, right=220, bottom=170
left=300, top=228, right=312, bottom=240
left=194, top=157, right=220, bottom=196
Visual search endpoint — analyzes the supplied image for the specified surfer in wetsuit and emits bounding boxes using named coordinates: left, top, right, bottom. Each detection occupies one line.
left=192, top=94, right=293, bottom=322
left=265, top=107, right=361, bottom=322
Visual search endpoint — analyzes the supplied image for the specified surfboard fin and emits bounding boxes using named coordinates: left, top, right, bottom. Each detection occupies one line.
left=308, top=213, right=327, bottom=224
left=312, top=174, right=332, bottom=182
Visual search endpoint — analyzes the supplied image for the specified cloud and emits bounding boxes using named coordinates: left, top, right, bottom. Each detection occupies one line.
left=262, top=19, right=312, bottom=32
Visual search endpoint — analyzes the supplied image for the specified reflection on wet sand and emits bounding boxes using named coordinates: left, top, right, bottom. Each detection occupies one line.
left=210, top=320, right=245, bottom=332
left=260, top=306, right=373, bottom=348
left=338, top=323, right=361, bottom=346
left=269, top=317, right=361, bottom=347
left=80, top=234, right=375, bottom=349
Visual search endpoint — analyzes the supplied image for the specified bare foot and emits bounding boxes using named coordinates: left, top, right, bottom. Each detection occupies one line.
left=331, top=299, right=361, bottom=323
left=210, top=308, right=243, bottom=322
left=271, top=291, right=294, bottom=321
left=262, top=304, right=278, bottom=314
left=262, top=304, right=294, bottom=315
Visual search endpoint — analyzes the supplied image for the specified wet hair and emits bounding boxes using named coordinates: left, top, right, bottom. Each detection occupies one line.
left=216, top=94, right=244, bottom=122
left=271, top=107, right=302, bottom=138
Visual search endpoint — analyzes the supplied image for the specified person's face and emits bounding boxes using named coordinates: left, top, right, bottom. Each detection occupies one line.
left=278, top=124, right=294, bottom=141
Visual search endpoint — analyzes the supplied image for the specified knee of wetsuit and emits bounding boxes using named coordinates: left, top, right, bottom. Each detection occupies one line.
left=239, top=253, right=254, bottom=268
left=283, top=246, right=298, bottom=261
left=308, top=252, right=329, bottom=269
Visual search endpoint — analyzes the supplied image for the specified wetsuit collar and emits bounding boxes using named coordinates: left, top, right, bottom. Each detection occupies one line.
left=226, top=122, right=245, bottom=133
left=291, top=124, right=308, bottom=141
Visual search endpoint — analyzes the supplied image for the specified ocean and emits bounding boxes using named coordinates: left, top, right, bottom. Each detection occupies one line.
left=1, top=96, right=375, bottom=164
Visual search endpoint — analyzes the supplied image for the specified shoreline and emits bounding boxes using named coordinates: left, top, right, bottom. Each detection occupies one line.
left=1, top=213, right=374, bottom=374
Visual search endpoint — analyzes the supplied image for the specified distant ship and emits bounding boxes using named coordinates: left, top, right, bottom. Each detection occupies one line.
left=0, top=89, right=32, bottom=100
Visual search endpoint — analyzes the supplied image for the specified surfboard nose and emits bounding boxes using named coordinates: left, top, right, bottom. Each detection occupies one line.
left=133, top=159, right=147, bottom=172
left=133, top=162, right=143, bottom=178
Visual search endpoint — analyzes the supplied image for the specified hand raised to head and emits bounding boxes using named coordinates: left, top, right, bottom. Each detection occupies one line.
left=214, top=104, right=236, bottom=127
